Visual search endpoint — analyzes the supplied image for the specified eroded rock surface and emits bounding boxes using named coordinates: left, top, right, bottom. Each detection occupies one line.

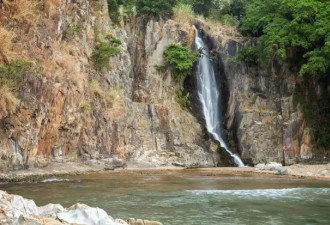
left=0, top=0, right=219, bottom=171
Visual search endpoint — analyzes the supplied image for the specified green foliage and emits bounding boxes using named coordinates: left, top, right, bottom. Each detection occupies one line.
left=235, top=46, right=264, bottom=65
left=239, top=0, right=330, bottom=77
left=176, top=86, right=191, bottom=109
left=191, top=0, right=213, bottom=17
left=136, top=0, right=177, bottom=18
left=231, top=0, right=249, bottom=20
left=163, top=44, right=196, bottom=82
left=221, top=14, right=237, bottom=26
left=63, top=25, right=81, bottom=39
left=0, top=60, right=31, bottom=87
left=107, top=0, right=121, bottom=24
left=293, top=78, right=330, bottom=148
left=92, top=35, right=121, bottom=69
left=120, top=0, right=137, bottom=15
left=105, top=34, right=122, bottom=46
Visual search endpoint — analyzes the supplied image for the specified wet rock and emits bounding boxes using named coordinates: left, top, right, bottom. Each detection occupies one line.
left=127, top=218, right=163, bottom=225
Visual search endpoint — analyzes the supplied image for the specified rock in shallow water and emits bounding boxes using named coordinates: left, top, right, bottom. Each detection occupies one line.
left=0, top=191, right=162, bottom=225
left=127, top=218, right=163, bottom=225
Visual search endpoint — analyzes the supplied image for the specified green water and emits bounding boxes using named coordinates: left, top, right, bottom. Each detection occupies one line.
left=1, top=170, right=330, bottom=225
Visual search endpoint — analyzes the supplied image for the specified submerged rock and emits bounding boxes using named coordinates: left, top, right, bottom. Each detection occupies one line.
left=0, top=191, right=162, bottom=225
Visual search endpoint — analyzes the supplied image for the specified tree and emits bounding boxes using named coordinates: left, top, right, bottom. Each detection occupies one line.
left=191, top=0, right=213, bottom=17
left=135, top=0, right=177, bottom=18
left=239, top=0, right=330, bottom=77
left=231, top=0, right=249, bottom=20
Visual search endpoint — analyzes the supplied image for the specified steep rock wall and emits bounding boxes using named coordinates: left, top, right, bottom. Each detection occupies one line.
left=0, top=0, right=219, bottom=171
left=196, top=22, right=329, bottom=166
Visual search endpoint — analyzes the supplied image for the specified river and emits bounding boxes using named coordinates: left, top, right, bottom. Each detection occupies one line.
left=1, top=170, right=330, bottom=224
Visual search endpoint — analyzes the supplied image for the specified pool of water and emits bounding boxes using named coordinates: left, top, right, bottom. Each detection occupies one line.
left=1, top=170, right=330, bottom=225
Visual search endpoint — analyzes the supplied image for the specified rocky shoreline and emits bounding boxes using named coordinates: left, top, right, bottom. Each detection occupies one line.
left=0, top=190, right=162, bottom=225
left=1, top=162, right=330, bottom=183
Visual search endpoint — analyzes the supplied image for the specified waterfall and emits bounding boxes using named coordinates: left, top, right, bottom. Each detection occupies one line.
left=193, top=26, right=244, bottom=167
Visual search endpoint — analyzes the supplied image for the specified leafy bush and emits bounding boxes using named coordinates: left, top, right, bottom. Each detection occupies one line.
left=107, top=0, right=121, bottom=24
left=63, top=25, right=81, bottom=39
left=0, top=60, right=31, bottom=87
left=236, top=46, right=263, bottom=66
left=231, top=0, right=248, bottom=20
left=221, top=14, right=237, bottom=27
left=136, top=0, right=177, bottom=18
left=163, top=44, right=196, bottom=82
left=239, top=0, right=330, bottom=77
left=92, top=34, right=121, bottom=69
left=191, top=0, right=213, bottom=17
left=176, top=86, right=191, bottom=109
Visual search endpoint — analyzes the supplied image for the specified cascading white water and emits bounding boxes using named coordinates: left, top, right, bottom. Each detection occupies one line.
left=194, top=26, right=244, bottom=167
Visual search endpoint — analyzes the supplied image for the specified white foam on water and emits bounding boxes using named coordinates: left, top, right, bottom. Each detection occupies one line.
left=41, top=178, right=73, bottom=183
left=186, top=188, right=330, bottom=198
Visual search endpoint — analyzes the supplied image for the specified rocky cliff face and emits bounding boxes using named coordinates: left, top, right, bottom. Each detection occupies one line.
left=0, top=0, right=219, bottom=171
left=196, top=22, right=329, bottom=166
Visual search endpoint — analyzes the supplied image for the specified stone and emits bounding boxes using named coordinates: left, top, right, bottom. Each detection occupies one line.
left=127, top=218, right=163, bottom=225
left=320, top=170, right=329, bottom=176
left=38, top=204, right=64, bottom=217
left=1, top=191, right=165, bottom=225
left=275, top=168, right=289, bottom=175
left=57, top=207, right=123, bottom=225
left=255, top=162, right=283, bottom=171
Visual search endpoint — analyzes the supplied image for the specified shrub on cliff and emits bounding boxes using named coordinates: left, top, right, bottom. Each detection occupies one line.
left=107, top=0, right=121, bottom=24
left=176, top=86, right=191, bottom=109
left=0, top=60, right=31, bottom=87
left=136, top=0, right=177, bottom=18
left=163, top=44, right=196, bottom=82
left=0, top=60, right=32, bottom=117
left=92, top=34, right=121, bottom=69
